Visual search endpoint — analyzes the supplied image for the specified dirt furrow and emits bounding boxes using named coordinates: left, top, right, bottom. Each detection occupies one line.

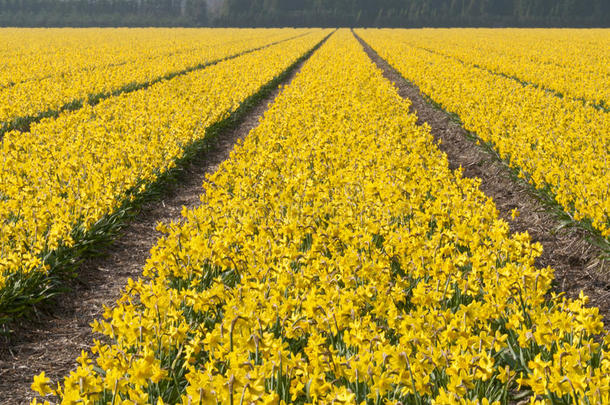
left=0, top=47, right=316, bottom=405
left=355, top=31, right=610, bottom=326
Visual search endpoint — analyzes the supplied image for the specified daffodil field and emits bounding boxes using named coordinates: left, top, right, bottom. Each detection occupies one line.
left=0, top=28, right=313, bottom=135
left=356, top=28, right=610, bottom=245
left=357, top=29, right=609, bottom=108
left=28, top=30, right=610, bottom=404
left=0, top=28, right=329, bottom=323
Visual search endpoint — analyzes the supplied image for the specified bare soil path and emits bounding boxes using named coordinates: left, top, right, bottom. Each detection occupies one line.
left=355, top=31, right=610, bottom=326
left=0, top=49, right=316, bottom=405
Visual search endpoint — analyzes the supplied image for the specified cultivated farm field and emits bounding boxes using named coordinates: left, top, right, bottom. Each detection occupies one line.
left=1, top=27, right=610, bottom=404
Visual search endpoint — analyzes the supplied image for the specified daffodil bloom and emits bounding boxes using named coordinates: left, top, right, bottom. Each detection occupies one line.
left=31, top=371, right=53, bottom=396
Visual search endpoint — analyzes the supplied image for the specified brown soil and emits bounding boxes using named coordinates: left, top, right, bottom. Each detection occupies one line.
left=354, top=32, right=610, bottom=325
left=0, top=56, right=310, bottom=405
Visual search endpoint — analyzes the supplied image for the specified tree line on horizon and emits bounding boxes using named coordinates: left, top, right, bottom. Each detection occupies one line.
left=0, top=0, right=608, bottom=27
